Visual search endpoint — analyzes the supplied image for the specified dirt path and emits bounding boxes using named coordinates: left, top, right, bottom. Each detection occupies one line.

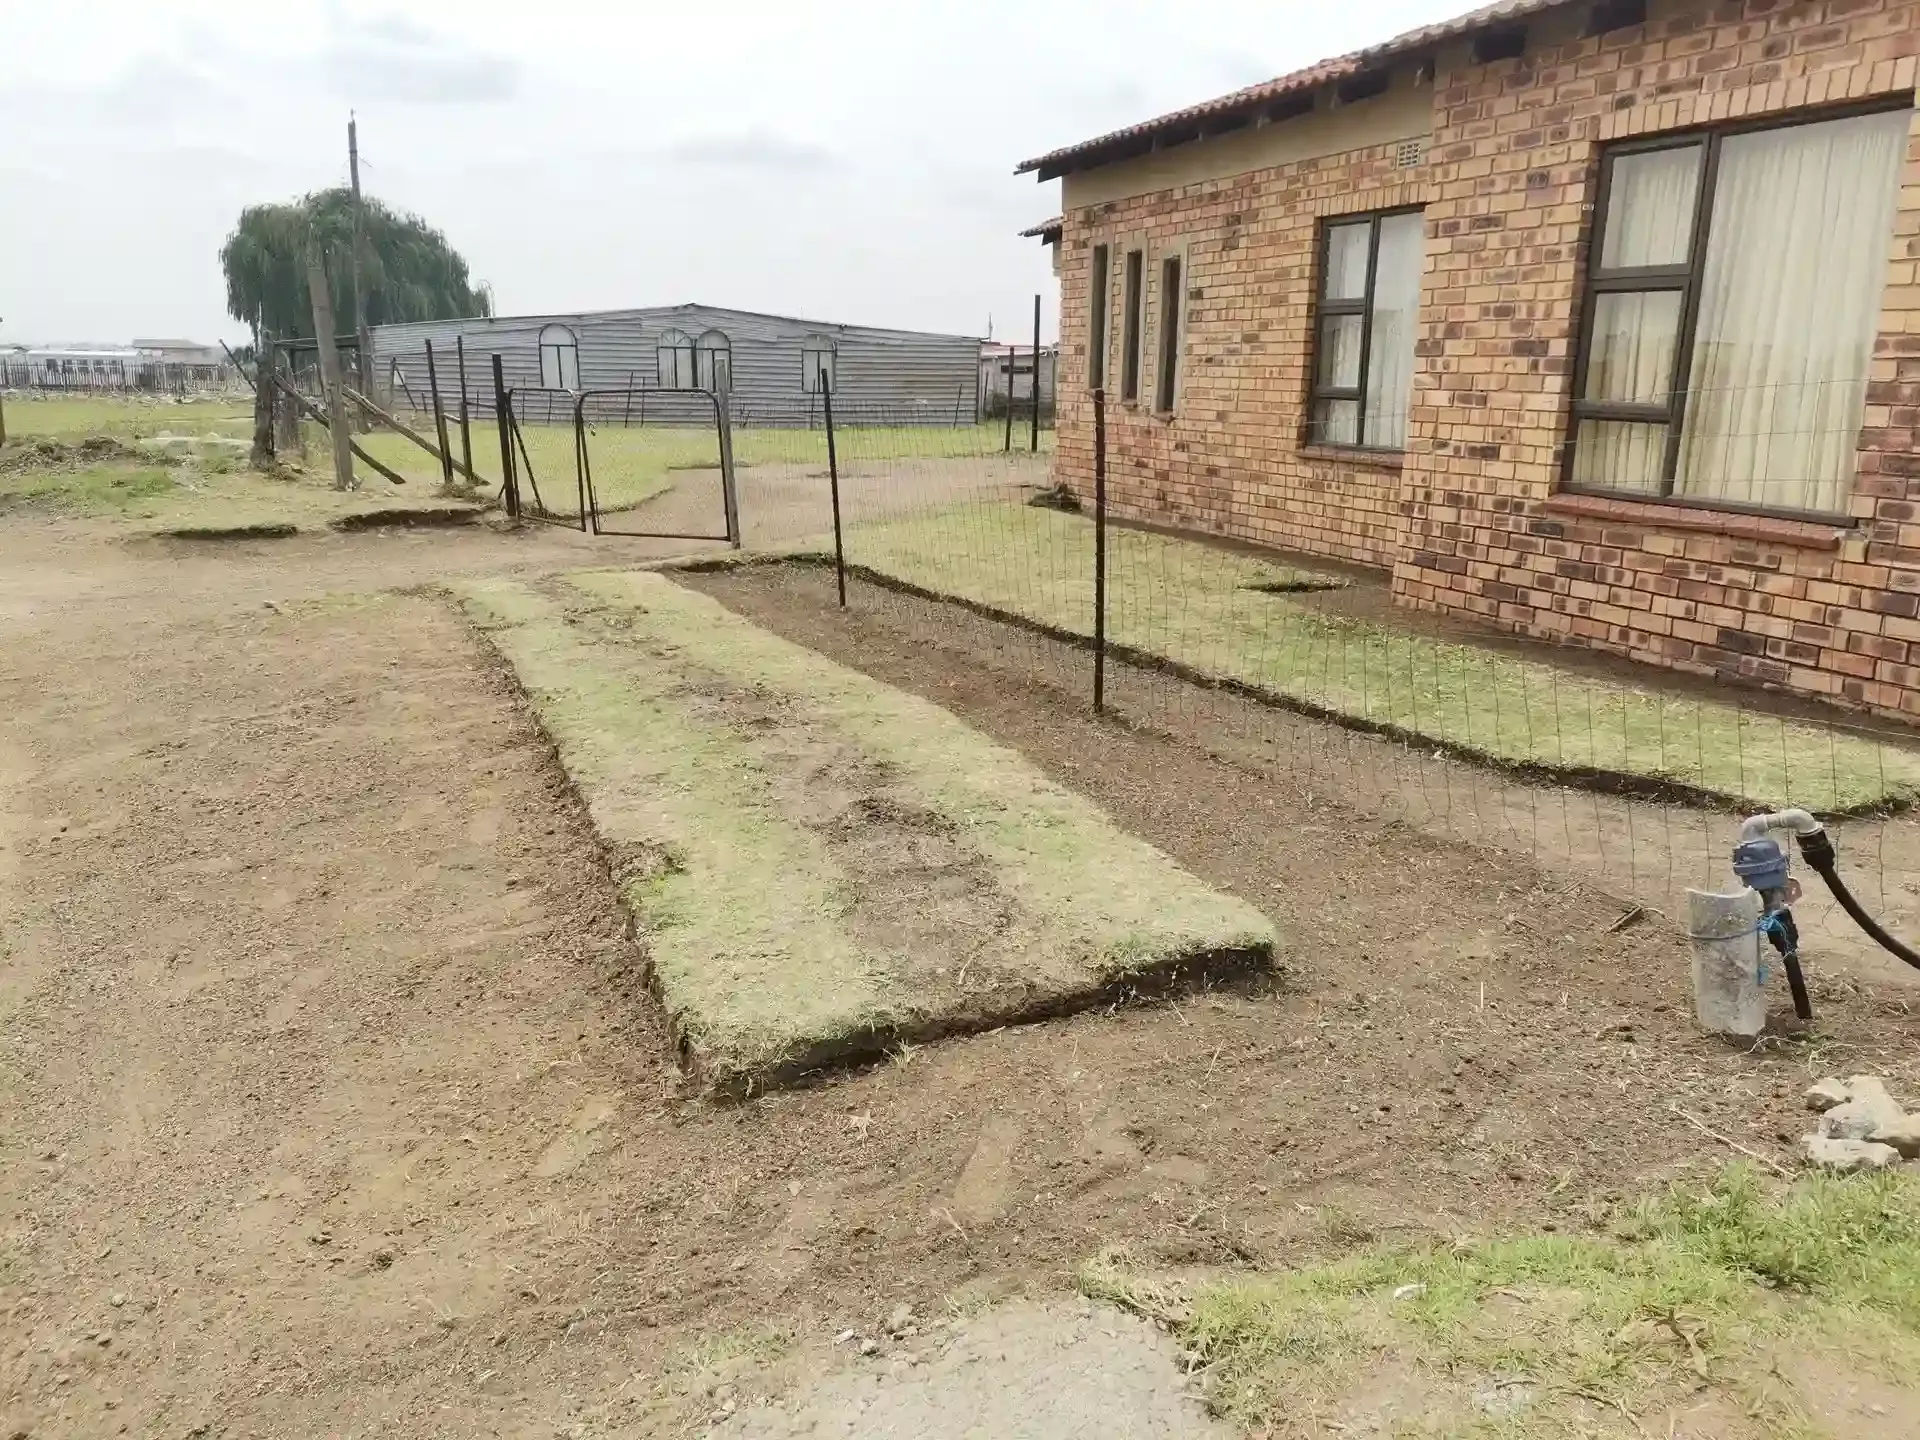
left=2, top=516, right=1917, bottom=1437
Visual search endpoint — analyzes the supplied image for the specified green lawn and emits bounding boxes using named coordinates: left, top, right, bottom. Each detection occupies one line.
left=359, top=418, right=1048, bottom=515
left=825, top=503, right=1920, bottom=813
left=455, top=569, right=1272, bottom=1091
left=2, top=394, right=251, bottom=441
left=1084, top=1166, right=1920, bottom=1439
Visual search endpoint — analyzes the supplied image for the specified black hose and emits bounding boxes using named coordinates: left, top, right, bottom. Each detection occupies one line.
left=1798, top=829, right=1920, bottom=972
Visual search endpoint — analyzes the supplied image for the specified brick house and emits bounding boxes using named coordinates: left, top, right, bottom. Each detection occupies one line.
left=1023, top=0, right=1920, bottom=717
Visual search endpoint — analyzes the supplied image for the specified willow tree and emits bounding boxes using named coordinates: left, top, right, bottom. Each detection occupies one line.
left=219, top=188, right=490, bottom=346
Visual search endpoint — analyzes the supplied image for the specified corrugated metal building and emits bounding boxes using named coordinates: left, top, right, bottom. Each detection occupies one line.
left=369, top=303, right=982, bottom=424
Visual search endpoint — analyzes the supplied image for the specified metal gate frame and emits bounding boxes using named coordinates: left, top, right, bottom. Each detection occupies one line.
left=576, top=387, right=741, bottom=545
left=499, top=386, right=588, bottom=530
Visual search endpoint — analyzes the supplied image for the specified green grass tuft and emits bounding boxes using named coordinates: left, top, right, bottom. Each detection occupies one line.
left=1082, top=1166, right=1920, bottom=1437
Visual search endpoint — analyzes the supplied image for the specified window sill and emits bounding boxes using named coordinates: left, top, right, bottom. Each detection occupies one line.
left=1541, top=492, right=1849, bottom=549
left=1299, top=444, right=1405, bottom=471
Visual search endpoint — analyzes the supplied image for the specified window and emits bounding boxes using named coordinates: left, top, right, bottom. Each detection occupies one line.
left=1155, top=254, right=1184, bottom=413
left=1309, top=208, right=1425, bottom=449
left=1088, top=244, right=1111, bottom=392
left=537, top=324, right=579, bottom=390
left=694, top=329, right=732, bottom=392
left=1119, top=248, right=1144, bottom=403
left=655, top=328, right=696, bottom=388
left=1568, top=107, right=1909, bottom=517
left=802, top=336, right=837, bottom=393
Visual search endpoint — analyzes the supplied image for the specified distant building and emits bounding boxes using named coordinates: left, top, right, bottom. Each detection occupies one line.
left=369, top=303, right=983, bottom=425
left=978, top=340, right=1057, bottom=419
left=1, top=339, right=233, bottom=390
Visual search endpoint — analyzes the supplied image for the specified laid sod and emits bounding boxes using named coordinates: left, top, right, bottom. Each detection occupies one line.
left=455, top=569, right=1274, bottom=1090
left=823, top=503, right=1920, bottom=814
left=1082, top=1165, right=1920, bottom=1438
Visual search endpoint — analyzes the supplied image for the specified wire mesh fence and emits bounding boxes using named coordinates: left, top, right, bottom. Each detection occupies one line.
left=707, top=384, right=1920, bottom=978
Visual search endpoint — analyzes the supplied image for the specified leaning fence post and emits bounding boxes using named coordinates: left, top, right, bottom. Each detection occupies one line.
left=492, top=352, right=519, bottom=519
left=1003, top=346, right=1014, bottom=453
left=1093, top=387, right=1108, bottom=715
left=823, top=367, right=846, bottom=608
left=425, top=339, right=455, bottom=490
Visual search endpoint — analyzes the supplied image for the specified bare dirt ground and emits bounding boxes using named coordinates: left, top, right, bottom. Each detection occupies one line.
left=2, top=505, right=1919, bottom=1438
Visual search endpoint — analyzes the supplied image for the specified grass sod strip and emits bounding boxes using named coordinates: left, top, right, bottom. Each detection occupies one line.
left=457, top=574, right=1274, bottom=1089
left=821, top=503, right=1920, bottom=815
left=569, top=568, right=1276, bottom=970
left=458, top=579, right=889, bottom=1085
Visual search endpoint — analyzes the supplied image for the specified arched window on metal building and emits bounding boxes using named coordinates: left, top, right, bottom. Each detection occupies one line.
left=657, top=328, right=696, bottom=389
left=801, top=335, right=837, bottom=393
left=694, top=330, right=732, bottom=393
left=538, top=324, right=579, bottom=390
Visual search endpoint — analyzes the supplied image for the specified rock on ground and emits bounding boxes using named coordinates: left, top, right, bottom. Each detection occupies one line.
left=1803, top=1135, right=1903, bottom=1174
left=709, top=1301, right=1225, bottom=1440
left=1810, top=1076, right=1908, bottom=1141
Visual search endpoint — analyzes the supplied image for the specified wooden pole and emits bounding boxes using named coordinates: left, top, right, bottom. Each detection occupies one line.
left=277, top=374, right=407, bottom=486
left=307, top=247, right=356, bottom=490
left=347, top=113, right=373, bottom=417
left=342, top=386, right=480, bottom=484
left=233, top=330, right=274, bottom=467
left=425, top=341, right=456, bottom=490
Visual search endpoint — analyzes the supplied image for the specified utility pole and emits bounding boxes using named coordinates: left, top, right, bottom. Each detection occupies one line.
left=348, top=113, right=372, bottom=416
left=308, top=245, right=355, bottom=491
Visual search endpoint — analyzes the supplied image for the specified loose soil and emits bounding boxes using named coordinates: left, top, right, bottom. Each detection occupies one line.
left=3, top=509, right=1920, bottom=1437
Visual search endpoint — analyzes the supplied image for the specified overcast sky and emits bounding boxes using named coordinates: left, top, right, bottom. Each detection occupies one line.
left=1, top=0, right=1466, bottom=346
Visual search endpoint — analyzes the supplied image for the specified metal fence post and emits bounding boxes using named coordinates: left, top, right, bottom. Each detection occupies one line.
left=492, top=353, right=519, bottom=519
left=455, top=335, right=473, bottom=481
left=1003, top=346, right=1014, bottom=453
left=1093, top=387, right=1108, bottom=715
left=1030, top=293, right=1042, bottom=453
left=823, top=368, right=846, bottom=608
left=425, top=340, right=455, bottom=489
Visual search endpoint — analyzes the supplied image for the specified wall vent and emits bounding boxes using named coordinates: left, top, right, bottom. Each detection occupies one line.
left=1395, top=138, right=1427, bottom=169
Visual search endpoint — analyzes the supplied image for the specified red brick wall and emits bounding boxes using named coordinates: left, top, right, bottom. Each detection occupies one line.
left=1396, top=0, right=1920, bottom=715
left=1053, top=136, right=1427, bottom=570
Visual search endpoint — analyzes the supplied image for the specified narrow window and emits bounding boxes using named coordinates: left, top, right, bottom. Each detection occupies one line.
left=802, top=337, right=837, bottom=393
left=694, top=329, right=732, bottom=392
left=1155, top=255, right=1183, bottom=413
left=1309, top=209, right=1425, bottom=448
left=537, top=323, right=580, bottom=390
left=656, top=328, right=696, bottom=388
left=1120, top=249, right=1144, bottom=403
left=1567, top=107, right=1908, bottom=516
left=1088, top=244, right=1111, bottom=392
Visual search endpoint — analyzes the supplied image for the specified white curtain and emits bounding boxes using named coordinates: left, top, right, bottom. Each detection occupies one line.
left=1572, top=419, right=1667, bottom=495
left=1600, top=145, right=1701, bottom=269
left=1364, top=211, right=1426, bottom=448
left=1324, top=222, right=1371, bottom=300
left=1677, top=109, right=1909, bottom=514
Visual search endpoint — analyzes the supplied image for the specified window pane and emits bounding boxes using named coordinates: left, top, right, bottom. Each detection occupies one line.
left=1583, top=291, right=1681, bottom=405
left=1312, top=398, right=1360, bottom=445
left=1600, top=145, right=1703, bottom=269
left=1323, top=222, right=1371, bottom=300
left=1317, top=313, right=1362, bottom=388
left=1571, top=420, right=1667, bottom=494
left=1089, top=245, right=1110, bottom=391
left=1676, top=109, right=1908, bottom=515
left=1365, top=211, right=1424, bottom=448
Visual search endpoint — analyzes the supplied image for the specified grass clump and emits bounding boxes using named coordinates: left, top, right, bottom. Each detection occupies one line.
left=829, top=502, right=1920, bottom=813
left=1082, top=1166, right=1920, bottom=1438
